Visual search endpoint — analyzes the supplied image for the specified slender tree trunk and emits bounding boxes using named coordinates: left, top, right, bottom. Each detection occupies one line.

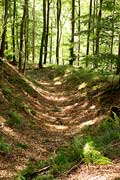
left=32, top=0, right=35, bottom=63
left=56, top=0, right=61, bottom=65
left=69, top=0, right=75, bottom=65
left=86, top=0, right=92, bottom=67
left=16, top=7, right=20, bottom=55
left=12, top=0, right=16, bottom=63
left=19, top=0, right=28, bottom=72
left=116, top=34, right=120, bottom=75
left=39, top=0, right=46, bottom=68
left=19, top=8, right=25, bottom=71
left=92, top=0, right=96, bottom=55
left=49, top=22, right=53, bottom=64
left=23, top=0, right=29, bottom=73
left=110, top=0, right=115, bottom=55
left=0, top=0, right=8, bottom=58
left=77, top=0, right=81, bottom=66
left=86, top=0, right=92, bottom=57
left=95, top=0, right=103, bottom=56
left=44, top=0, right=50, bottom=64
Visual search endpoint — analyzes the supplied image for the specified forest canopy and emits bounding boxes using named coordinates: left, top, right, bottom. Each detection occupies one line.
left=0, top=0, right=120, bottom=72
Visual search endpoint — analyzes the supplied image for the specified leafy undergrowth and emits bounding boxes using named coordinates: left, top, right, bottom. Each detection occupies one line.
left=0, top=60, right=120, bottom=179
left=15, top=114, right=120, bottom=180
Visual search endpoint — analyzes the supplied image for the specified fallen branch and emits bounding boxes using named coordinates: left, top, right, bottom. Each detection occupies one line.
left=24, top=166, right=50, bottom=179
left=66, top=160, right=83, bottom=175
left=35, top=166, right=50, bottom=174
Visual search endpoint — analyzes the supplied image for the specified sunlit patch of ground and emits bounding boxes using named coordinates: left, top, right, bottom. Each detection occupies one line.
left=62, top=162, right=120, bottom=180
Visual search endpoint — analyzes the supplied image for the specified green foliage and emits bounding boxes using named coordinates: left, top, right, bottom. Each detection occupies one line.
left=51, top=65, right=68, bottom=77
left=32, top=175, right=55, bottom=180
left=21, top=103, right=32, bottom=114
left=16, top=143, right=28, bottom=149
left=4, top=50, right=13, bottom=60
left=0, top=136, right=11, bottom=153
left=15, top=175, right=26, bottom=180
left=82, top=54, right=118, bottom=73
left=13, top=96, right=23, bottom=109
left=7, top=111, right=23, bottom=127
left=9, top=76, right=38, bottom=97
left=15, top=160, right=50, bottom=180
left=1, top=83, right=13, bottom=100
left=83, top=141, right=111, bottom=165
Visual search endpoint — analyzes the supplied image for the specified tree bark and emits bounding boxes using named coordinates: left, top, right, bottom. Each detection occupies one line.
left=0, top=0, right=8, bottom=58
left=49, top=22, right=53, bottom=64
left=12, top=0, right=16, bottom=63
left=110, top=0, right=115, bottom=55
left=44, top=0, right=50, bottom=64
left=69, top=0, right=75, bottom=65
left=23, top=0, right=29, bottom=73
left=32, top=0, right=36, bottom=63
left=86, top=0, right=92, bottom=57
left=56, top=0, right=61, bottom=65
left=39, top=0, right=46, bottom=68
left=77, top=0, right=81, bottom=66
left=95, top=0, right=103, bottom=56
left=18, top=0, right=28, bottom=72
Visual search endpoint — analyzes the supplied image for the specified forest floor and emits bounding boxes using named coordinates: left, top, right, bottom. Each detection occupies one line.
left=0, top=61, right=120, bottom=179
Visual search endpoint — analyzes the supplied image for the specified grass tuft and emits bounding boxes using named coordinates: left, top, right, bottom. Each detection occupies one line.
left=0, top=136, right=11, bottom=153
left=7, top=111, right=23, bottom=127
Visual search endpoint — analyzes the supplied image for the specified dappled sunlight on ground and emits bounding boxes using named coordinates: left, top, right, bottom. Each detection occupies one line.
left=0, top=64, right=120, bottom=179
left=63, top=162, right=120, bottom=180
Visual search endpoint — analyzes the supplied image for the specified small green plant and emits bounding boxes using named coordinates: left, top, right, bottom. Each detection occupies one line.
left=1, top=83, right=13, bottom=99
left=16, top=143, right=28, bottom=149
left=7, top=111, right=23, bottom=127
left=32, top=174, right=55, bottom=180
left=15, top=174, right=26, bottom=180
left=21, top=103, right=31, bottom=114
left=0, top=136, right=11, bottom=153
left=83, top=141, right=111, bottom=165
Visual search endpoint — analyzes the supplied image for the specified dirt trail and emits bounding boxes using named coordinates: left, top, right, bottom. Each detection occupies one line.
left=0, top=63, right=120, bottom=179
left=62, top=162, right=120, bottom=180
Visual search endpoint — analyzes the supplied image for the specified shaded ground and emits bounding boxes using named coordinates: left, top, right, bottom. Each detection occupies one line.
left=0, top=61, right=120, bottom=179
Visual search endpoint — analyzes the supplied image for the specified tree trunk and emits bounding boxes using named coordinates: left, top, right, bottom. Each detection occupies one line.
left=116, top=34, right=120, bottom=75
left=56, top=0, right=61, bottom=65
left=92, top=0, right=96, bottom=55
left=32, top=0, right=35, bottom=63
left=95, top=0, right=103, bottom=56
left=12, top=0, right=16, bottom=63
left=86, top=0, right=93, bottom=67
left=23, top=0, right=29, bottom=73
left=110, top=0, right=115, bottom=55
left=39, top=0, right=46, bottom=68
left=77, top=0, right=81, bottom=66
left=49, top=22, right=53, bottom=64
left=0, top=0, right=8, bottom=58
left=86, top=0, right=92, bottom=57
left=44, top=0, right=50, bottom=64
left=69, top=0, right=75, bottom=65
left=18, top=0, right=28, bottom=72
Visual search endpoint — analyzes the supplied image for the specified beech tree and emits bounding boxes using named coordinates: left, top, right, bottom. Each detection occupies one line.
left=39, top=0, right=46, bottom=68
left=69, top=0, right=75, bottom=65
left=56, top=0, right=61, bottom=65
left=0, top=0, right=8, bottom=58
left=0, top=0, right=120, bottom=72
